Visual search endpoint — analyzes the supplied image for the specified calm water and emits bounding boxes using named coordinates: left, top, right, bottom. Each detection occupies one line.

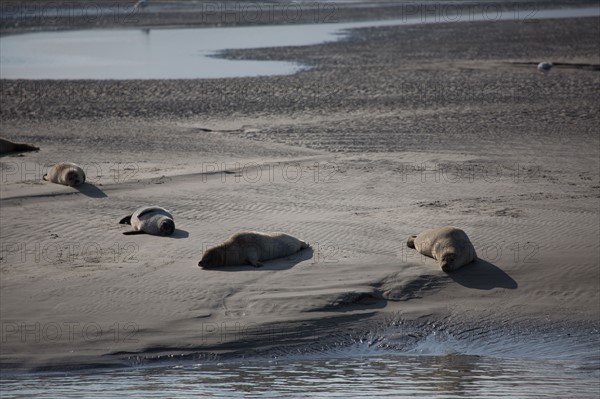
left=1, top=324, right=599, bottom=398
left=1, top=7, right=598, bottom=79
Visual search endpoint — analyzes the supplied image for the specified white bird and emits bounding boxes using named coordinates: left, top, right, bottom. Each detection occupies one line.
left=537, top=62, right=554, bottom=73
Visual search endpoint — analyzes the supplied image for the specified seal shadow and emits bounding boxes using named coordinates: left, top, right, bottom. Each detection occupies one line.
left=75, top=183, right=107, bottom=198
left=170, top=229, right=189, bottom=239
left=307, top=290, right=388, bottom=313
left=209, top=247, right=314, bottom=272
left=447, top=258, right=518, bottom=290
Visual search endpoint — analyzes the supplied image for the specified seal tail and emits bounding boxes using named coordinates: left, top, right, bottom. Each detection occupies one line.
left=407, top=235, right=417, bottom=249
left=13, top=143, right=39, bottom=152
left=300, top=240, right=311, bottom=249
left=119, top=215, right=132, bottom=225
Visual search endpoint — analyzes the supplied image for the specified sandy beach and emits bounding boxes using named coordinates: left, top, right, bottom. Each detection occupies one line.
left=1, top=2, right=599, bottom=372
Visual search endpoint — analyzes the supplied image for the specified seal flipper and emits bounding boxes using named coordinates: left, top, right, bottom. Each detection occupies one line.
left=247, top=256, right=263, bottom=268
left=123, top=230, right=145, bottom=235
left=119, top=215, right=132, bottom=225
left=43, top=173, right=48, bottom=181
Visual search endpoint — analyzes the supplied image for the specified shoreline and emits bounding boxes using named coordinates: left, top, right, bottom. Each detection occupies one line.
left=1, top=4, right=599, bottom=372
left=1, top=0, right=598, bottom=35
left=3, top=315, right=598, bottom=374
left=2, top=7, right=599, bottom=80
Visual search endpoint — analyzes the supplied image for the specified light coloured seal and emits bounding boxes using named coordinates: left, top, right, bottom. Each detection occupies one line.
left=119, top=206, right=175, bottom=236
left=199, top=231, right=310, bottom=268
left=407, top=226, right=476, bottom=272
left=43, top=162, right=86, bottom=186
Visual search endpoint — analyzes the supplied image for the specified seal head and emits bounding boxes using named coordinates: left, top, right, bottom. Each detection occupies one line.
left=440, top=253, right=457, bottom=272
left=159, top=218, right=175, bottom=236
left=198, top=247, right=224, bottom=269
left=65, top=169, right=84, bottom=186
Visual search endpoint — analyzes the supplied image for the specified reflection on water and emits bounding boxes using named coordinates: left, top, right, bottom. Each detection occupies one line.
left=1, top=354, right=598, bottom=399
left=1, top=7, right=598, bottom=79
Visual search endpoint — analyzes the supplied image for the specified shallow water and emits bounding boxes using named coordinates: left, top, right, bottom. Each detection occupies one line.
left=2, top=324, right=599, bottom=398
left=1, top=7, right=598, bottom=79
left=2, top=355, right=598, bottom=399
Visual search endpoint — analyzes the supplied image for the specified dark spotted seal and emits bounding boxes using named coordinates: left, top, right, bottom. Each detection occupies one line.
left=119, top=206, right=175, bottom=236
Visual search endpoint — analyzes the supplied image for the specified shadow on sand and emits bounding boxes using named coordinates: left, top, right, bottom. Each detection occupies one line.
left=447, top=258, right=518, bottom=290
left=121, top=228, right=189, bottom=238
left=171, top=229, right=189, bottom=239
left=203, top=247, right=314, bottom=272
left=76, top=183, right=107, bottom=198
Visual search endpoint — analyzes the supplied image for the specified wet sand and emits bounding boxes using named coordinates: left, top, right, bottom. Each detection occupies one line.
left=2, top=0, right=595, bottom=33
left=1, top=5, right=599, bottom=371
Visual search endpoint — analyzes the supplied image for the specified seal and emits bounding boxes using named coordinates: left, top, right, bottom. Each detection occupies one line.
left=407, top=226, right=476, bottom=272
left=43, top=162, right=86, bottom=187
left=119, top=206, right=175, bottom=236
left=537, top=62, right=554, bottom=73
left=0, top=138, right=39, bottom=155
left=199, top=231, right=310, bottom=268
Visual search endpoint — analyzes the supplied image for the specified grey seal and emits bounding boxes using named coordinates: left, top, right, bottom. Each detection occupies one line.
left=0, top=138, right=39, bottom=155
left=199, top=231, right=310, bottom=268
left=537, top=62, right=554, bottom=73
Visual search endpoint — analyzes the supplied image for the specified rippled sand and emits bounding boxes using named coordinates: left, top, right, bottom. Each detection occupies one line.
left=1, top=8, right=599, bottom=371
